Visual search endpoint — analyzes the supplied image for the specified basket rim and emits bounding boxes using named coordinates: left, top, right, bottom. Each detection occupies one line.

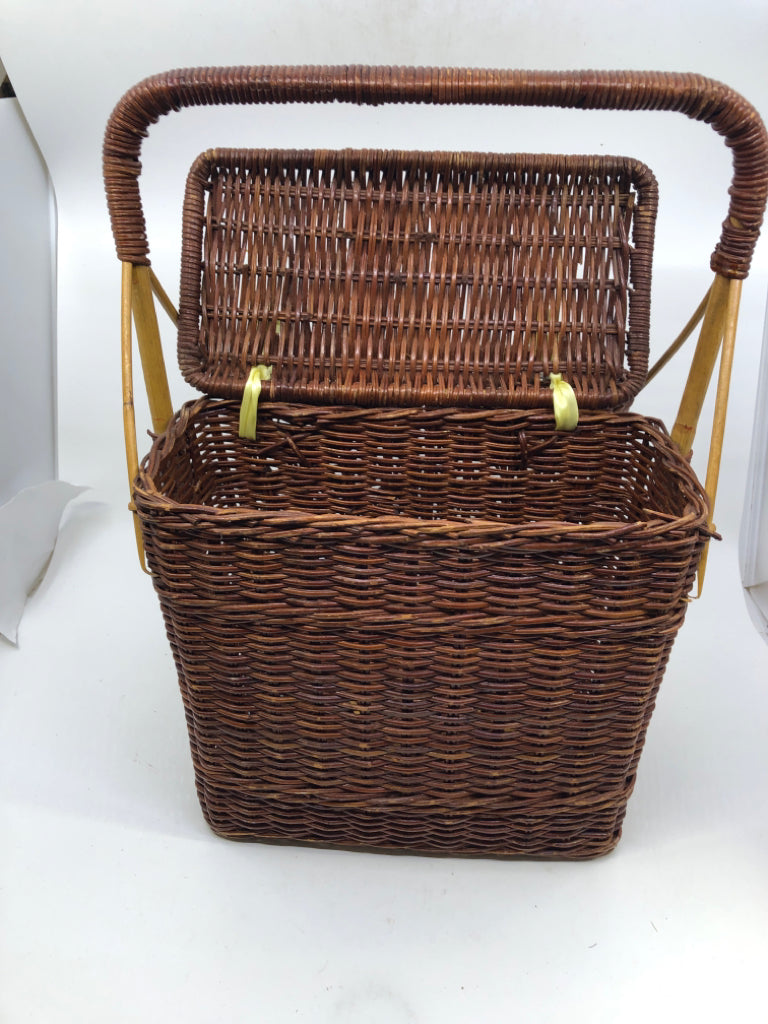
left=135, top=399, right=710, bottom=543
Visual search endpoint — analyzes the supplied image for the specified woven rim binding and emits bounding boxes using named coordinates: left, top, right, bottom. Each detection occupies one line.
left=104, top=66, right=768, bottom=278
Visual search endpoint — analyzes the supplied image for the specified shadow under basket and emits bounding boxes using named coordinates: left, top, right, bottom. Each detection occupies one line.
left=134, top=399, right=709, bottom=858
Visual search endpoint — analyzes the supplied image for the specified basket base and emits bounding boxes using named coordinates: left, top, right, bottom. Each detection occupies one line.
left=195, top=790, right=629, bottom=860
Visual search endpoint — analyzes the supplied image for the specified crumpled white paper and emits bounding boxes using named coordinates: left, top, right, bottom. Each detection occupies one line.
left=0, top=480, right=87, bottom=644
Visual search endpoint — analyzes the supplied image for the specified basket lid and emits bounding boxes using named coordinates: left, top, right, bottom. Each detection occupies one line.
left=178, top=148, right=657, bottom=409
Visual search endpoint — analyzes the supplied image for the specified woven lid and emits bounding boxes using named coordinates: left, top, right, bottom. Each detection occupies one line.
left=178, top=148, right=657, bottom=409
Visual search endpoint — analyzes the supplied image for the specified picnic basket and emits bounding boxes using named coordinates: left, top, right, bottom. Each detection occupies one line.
left=104, top=67, right=768, bottom=858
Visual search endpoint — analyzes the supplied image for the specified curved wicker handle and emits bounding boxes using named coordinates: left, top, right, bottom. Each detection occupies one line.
left=104, top=66, right=768, bottom=278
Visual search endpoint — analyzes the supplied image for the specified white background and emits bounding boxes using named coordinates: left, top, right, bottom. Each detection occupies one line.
left=1, top=1, right=768, bottom=1020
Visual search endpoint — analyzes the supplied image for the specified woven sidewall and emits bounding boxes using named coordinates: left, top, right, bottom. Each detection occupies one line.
left=135, top=401, right=708, bottom=858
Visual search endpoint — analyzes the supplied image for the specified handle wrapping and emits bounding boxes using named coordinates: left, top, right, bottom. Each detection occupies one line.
left=104, top=66, right=768, bottom=277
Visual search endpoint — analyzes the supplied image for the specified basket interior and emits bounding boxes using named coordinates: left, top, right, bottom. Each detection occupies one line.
left=146, top=401, right=707, bottom=530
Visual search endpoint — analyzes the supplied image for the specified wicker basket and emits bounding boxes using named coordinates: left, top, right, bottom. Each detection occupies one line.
left=104, top=68, right=768, bottom=858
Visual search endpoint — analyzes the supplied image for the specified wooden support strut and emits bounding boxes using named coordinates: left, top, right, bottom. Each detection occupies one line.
left=131, top=265, right=174, bottom=435
left=121, top=261, right=148, bottom=573
left=671, top=273, right=731, bottom=459
left=696, top=277, right=742, bottom=594
left=670, top=272, right=742, bottom=595
left=149, top=268, right=179, bottom=325
left=121, top=261, right=174, bottom=573
left=645, top=285, right=711, bottom=387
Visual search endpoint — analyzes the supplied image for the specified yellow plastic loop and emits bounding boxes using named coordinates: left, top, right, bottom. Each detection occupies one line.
left=239, top=365, right=273, bottom=440
left=549, top=373, right=579, bottom=430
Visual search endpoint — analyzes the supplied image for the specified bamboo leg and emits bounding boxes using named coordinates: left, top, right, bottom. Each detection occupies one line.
left=132, top=264, right=173, bottom=434
left=121, top=261, right=149, bottom=573
left=696, top=277, right=742, bottom=594
left=671, top=273, right=731, bottom=458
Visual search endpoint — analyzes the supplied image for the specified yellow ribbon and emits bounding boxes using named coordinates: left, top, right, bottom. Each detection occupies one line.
left=239, top=365, right=273, bottom=440
left=549, top=373, right=579, bottom=431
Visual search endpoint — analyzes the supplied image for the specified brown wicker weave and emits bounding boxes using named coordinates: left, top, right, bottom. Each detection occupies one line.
left=104, top=67, right=768, bottom=858
left=177, top=150, right=657, bottom=409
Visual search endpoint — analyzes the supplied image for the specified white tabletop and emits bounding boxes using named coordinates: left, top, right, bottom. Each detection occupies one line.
left=3, top=487, right=768, bottom=1022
